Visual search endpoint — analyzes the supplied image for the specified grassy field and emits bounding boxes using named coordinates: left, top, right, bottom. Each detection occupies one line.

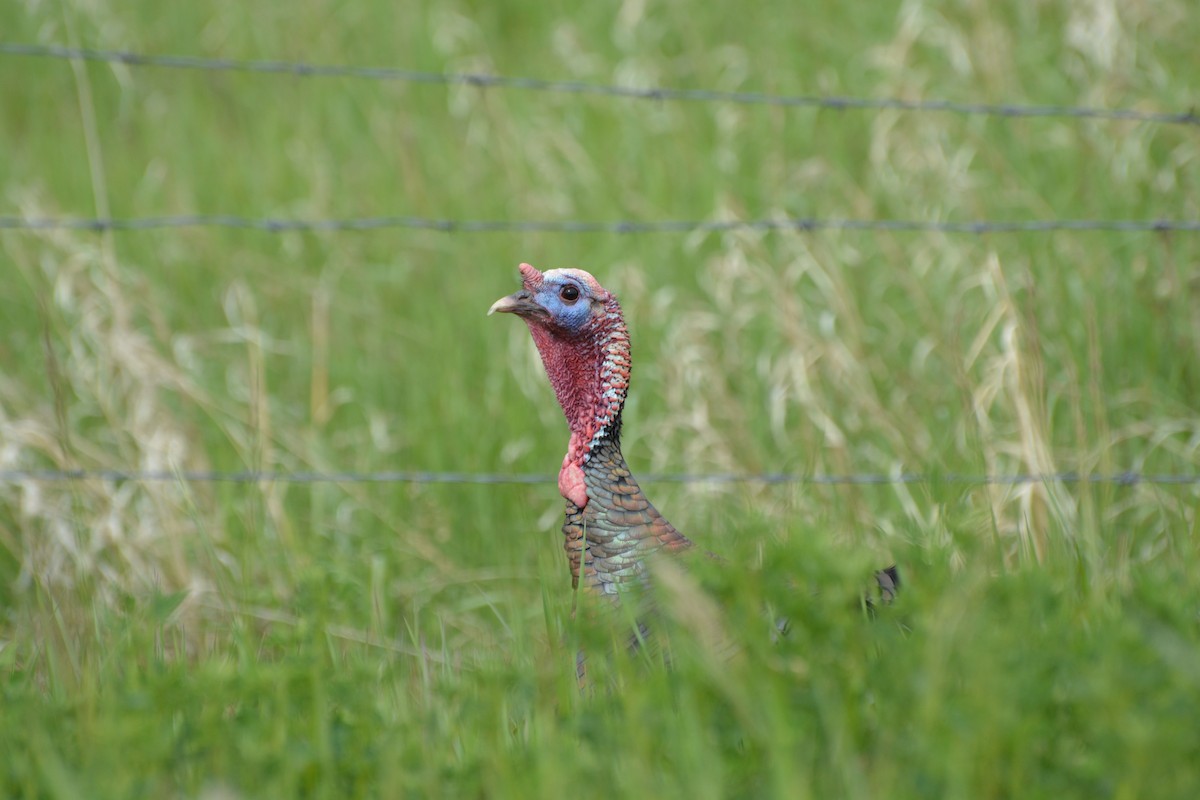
left=2, top=0, right=1199, bottom=796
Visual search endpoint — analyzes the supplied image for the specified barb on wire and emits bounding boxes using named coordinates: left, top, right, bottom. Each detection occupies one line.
left=0, top=468, right=1196, bottom=487
left=2, top=215, right=1197, bottom=235
left=3, top=42, right=1197, bottom=126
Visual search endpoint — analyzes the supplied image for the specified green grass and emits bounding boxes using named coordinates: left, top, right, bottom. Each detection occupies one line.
left=2, top=0, right=1199, bottom=796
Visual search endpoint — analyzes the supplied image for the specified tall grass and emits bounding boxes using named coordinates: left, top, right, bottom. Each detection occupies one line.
left=1, top=0, right=1198, bottom=796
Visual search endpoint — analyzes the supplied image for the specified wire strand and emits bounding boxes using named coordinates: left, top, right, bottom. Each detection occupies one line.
left=0, top=468, right=1195, bottom=486
left=3, top=42, right=1197, bottom=126
left=2, top=215, right=1197, bottom=235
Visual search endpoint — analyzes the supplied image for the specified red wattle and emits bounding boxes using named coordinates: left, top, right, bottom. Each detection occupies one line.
left=558, top=452, right=589, bottom=508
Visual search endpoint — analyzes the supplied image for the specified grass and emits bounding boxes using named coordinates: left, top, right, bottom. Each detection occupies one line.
left=1, top=0, right=1199, bottom=796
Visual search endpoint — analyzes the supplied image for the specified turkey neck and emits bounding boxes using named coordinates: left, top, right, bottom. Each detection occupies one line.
left=528, top=294, right=693, bottom=593
left=525, top=293, right=631, bottom=497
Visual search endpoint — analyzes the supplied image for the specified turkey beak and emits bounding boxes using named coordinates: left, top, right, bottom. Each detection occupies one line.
left=488, top=289, right=543, bottom=318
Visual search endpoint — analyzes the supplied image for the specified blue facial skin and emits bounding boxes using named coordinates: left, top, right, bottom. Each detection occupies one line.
left=536, top=276, right=595, bottom=336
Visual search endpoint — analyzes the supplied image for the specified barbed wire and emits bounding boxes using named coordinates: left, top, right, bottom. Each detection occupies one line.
left=1, top=468, right=1196, bottom=487
left=3, top=42, right=1197, bottom=126
left=3, top=215, right=1197, bottom=235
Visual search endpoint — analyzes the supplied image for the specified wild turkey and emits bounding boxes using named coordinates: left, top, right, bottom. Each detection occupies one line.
left=489, top=262, right=897, bottom=607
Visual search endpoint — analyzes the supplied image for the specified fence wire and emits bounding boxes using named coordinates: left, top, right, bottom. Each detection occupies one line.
left=3, top=42, right=1198, bottom=126
left=2, top=45, right=1195, bottom=494
left=3, top=215, right=1198, bottom=235
left=1, top=468, right=1197, bottom=487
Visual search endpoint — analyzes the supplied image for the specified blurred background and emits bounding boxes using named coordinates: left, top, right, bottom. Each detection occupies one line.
left=1, top=1, right=1198, bottom=797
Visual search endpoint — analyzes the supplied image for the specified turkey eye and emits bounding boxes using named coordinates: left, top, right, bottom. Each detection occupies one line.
left=560, top=284, right=580, bottom=302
